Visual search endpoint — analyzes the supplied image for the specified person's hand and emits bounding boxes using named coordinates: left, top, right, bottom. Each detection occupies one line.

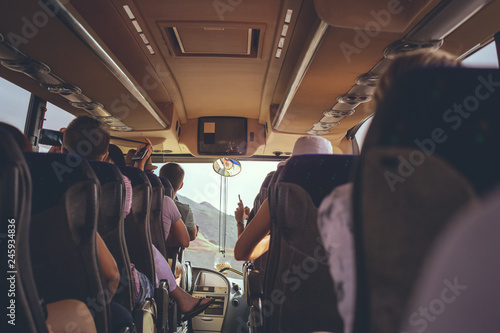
left=133, top=138, right=152, bottom=171
left=48, top=128, right=66, bottom=153
left=235, top=195, right=250, bottom=225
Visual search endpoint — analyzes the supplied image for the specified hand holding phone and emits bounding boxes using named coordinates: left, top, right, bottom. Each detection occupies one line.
left=132, top=147, right=148, bottom=161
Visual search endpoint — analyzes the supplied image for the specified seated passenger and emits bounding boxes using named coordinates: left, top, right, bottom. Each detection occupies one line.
left=233, top=135, right=333, bottom=261
left=62, top=116, right=133, bottom=331
left=106, top=143, right=126, bottom=167
left=132, top=139, right=214, bottom=320
left=317, top=50, right=462, bottom=333
left=160, top=162, right=199, bottom=241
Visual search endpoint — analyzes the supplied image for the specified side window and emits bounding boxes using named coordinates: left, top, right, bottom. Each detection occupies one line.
left=0, top=77, right=31, bottom=132
left=38, top=102, right=76, bottom=152
left=355, top=117, right=373, bottom=152
left=462, top=42, right=499, bottom=68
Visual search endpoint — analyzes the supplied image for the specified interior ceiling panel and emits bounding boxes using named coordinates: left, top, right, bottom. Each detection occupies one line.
left=105, top=0, right=286, bottom=121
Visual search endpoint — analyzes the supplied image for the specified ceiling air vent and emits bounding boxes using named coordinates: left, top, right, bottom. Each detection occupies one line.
left=160, top=22, right=264, bottom=58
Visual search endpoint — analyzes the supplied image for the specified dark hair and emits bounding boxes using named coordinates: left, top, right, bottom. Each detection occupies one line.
left=159, top=163, right=184, bottom=190
left=0, top=122, right=32, bottom=152
left=107, top=144, right=126, bottom=167
left=63, top=116, right=110, bottom=160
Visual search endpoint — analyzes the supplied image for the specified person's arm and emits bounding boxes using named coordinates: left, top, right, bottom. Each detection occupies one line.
left=166, top=219, right=190, bottom=248
left=235, top=196, right=250, bottom=237
left=234, top=198, right=271, bottom=261
left=96, top=233, right=120, bottom=297
left=189, top=224, right=199, bottom=240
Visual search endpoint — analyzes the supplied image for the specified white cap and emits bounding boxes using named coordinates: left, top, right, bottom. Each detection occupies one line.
left=292, top=136, right=333, bottom=156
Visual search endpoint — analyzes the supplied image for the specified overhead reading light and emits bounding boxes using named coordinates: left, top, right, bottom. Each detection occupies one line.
left=314, top=121, right=340, bottom=129
left=307, top=129, right=330, bottom=135
left=384, top=39, right=443, bottom=59
left=109, top=125, right=134, bottom=132
left=324, top=109, right=355, bottom=117
left=96, top=115, right=122, bottom=124
left=42, top=83, right=82, bottom=96
left=1, top=59, right=51, bottom=75
left=69, top=101, right=104, bottom=112
left=337, top=94, right=372, bottom=104
left=355, top=72, right=380, bottom=87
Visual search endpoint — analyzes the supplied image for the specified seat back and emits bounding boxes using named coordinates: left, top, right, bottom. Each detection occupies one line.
left=25, top=152, right=108, bottom=332
left=145, top=172, right=167, bottom=259
left=353, top=68, right=500, bottom=333
left=401, top=187, right=500, bottom=333
left=118, top=166, right=156, bottom=288
left=0, top=130, right=48, bottom=333
left=88, top=161, right=135, bottom=312
left=159, top=177, right=174, bottom=199
left=264, top=154, right=355, bottom=333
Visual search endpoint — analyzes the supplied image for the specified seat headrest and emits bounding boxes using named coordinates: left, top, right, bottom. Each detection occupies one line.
left=145, top=172, right=162, bottom=188
left=364, top=68, right=500, bottom=194
left=24, top=152, right=97, bottom=215
left=88, top=160, right=123, bottom=185
left=279, top=154, right=357, bottom=207
left=118, top=166, right=150, bottom=188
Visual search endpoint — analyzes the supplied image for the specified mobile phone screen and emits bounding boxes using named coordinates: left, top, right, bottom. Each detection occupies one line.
left=39, top=129, right=63, bottom=146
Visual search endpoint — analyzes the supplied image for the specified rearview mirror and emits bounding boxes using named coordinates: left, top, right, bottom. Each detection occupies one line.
left=213, top=158, right=241, bottom=177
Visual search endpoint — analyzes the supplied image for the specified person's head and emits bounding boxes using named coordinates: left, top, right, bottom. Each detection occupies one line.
left=107, top=144, right=126, bottom=167
left=374, top=50, right=462, bottom=106
left=292, top=136, right=333, bottom=156
left=63, top=116, right=110, bottom=161
left=160, top=163, right=184, bottom=192
left=0, top=122, right=32, bottom=152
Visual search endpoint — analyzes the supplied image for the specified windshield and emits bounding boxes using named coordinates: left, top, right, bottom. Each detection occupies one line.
left=152, top=160, right=280, bottom=277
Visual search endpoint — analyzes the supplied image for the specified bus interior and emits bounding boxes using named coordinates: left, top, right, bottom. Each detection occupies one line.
left=1, top=0, right=500, bottom=332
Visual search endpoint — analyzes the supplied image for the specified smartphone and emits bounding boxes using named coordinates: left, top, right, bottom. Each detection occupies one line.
left=132, top=147, right=148, bottom=161
left=39, top=129, right=63, bottom=146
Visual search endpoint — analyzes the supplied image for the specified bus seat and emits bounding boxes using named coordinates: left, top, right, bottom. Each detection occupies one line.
left=401, top=187, right=500, bottom=333
left=88, top=161, right=135, bottom=312
left=353, top=68, right=500, bottom=333
left=118, top=166, right=156, bottom=287
left=245, top=170, right=275, bottom=331
left=145, top=172, right=170, bottom=333
left=145, top=173, right=167, bottom=258
left=0, top=129, right=48, bottom=333
left=159, top=176, right=174, bottom=199
left=264, top=154, right=355, bottom=333
left=118, top=166, right=158, bottom=331
left=24, top=152, right=108, bottom=332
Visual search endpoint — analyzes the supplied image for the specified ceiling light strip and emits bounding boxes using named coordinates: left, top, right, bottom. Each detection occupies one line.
left=272, top=20, right=329, bottom=130
left=43, top=0, right=167, bottom=128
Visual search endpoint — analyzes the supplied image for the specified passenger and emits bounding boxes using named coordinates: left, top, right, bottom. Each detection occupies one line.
left=0, top=122, right=97, bottom=333
left=132, top=139, right=215, bottom=320
left=317, top=49, right=462, bottom=333
left=233, top=135, right=333, bottom=261
left=62, top=116, right=134, bottom=331
left=160, top=162, right=200, bottom=241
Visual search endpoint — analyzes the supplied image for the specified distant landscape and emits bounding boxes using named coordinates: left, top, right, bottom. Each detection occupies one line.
left=178, top=195, right=244, bottom=276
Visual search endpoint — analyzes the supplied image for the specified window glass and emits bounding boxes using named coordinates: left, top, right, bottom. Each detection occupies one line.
left=152, top=160, right=279, bottom=277
left=462, top=42, right=499, bottom=68
left=38, top=102, right=76, bottom=152
left=0, top=77, right=31, bottom=132
left=355, top=117, right=373, bottom=151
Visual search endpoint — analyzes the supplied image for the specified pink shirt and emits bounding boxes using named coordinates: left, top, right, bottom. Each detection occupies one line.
left=123, top=175, right=132, bottom=217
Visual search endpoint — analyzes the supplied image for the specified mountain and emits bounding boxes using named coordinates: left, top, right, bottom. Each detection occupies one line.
left=177, top=195, right=243, bottom=273
left=177, top=195, right=238, bottom=250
